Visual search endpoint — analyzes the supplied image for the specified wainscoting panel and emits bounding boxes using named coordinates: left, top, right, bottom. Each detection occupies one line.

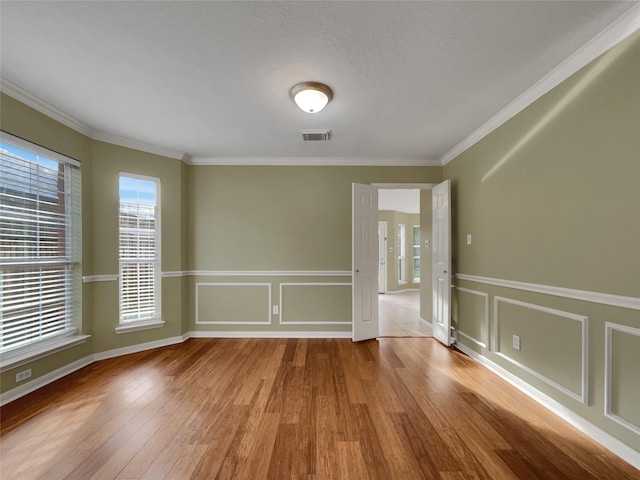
left=196, top=283, right=271, bottom=325
left=456, top=287, right=489, bottom=349
left=279, top=283, right=352, bottom=325
left=605, top=322, right=640, bottom=435
left=493, top=296, right=588, bottom=404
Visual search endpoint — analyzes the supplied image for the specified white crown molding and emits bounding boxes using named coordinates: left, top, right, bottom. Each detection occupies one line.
left=92, top=131, right=186, bottom=161
left=0, top=78, right=95, bottom=137
left=440, top=4, right=640, bottom=165
left=455, top=342, right=640, bottom=471
left=1, top=77, right=190, bottom=162
left=188, top=156, right=442, bottom=167
left=456, top=273, right=640, bottom=311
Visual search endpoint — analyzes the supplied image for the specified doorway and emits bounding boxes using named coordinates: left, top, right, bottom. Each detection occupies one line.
left=377, top=187, right=432, bottom=338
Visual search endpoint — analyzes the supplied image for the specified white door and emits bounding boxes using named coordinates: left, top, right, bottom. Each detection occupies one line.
left=352, top=183, right=379, bottom=342
left=378, top=222, right=387, bottom=294
left=432, top=180, right=452, bottom=346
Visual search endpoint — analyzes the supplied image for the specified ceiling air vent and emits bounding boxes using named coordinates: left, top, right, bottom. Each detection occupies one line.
left=301, top=129, right=331, bottom=141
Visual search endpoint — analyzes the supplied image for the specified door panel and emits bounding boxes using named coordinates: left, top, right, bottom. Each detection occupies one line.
left=353, top=183, right=379, bottom=342
left=378, top=222, right=387, bottom=293
left=432, top=180, right=452, bottom=346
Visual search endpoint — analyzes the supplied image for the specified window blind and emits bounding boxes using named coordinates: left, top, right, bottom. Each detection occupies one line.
left=0, top=138, right=80, bottom=353
left=119, top=176, right=160, bottom=323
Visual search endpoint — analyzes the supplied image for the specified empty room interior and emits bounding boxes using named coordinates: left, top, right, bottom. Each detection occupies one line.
left=0, top=1, right=639, bottom=479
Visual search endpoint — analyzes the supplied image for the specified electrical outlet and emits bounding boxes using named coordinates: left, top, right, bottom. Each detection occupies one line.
left=272, top=305, right=279, bottom=315
left=513, top=335, right=521, bottom=351
left=466, top=234, right=472, bottom=245
left=16, top=369, right=32, bottom=382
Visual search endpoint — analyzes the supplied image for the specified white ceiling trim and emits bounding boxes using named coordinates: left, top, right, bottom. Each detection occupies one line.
left=440, top=3, right=640, bottom=166
left=92, top=131, right=186, bottom=161
left=1, top=78, right=95, bottom=138
left=188, top=157, right=442, bottom=167
left=1, top=77, right=189, bottom=162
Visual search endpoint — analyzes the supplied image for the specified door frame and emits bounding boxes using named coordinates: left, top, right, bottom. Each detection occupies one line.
left=354, top=183, right=439, bottom=339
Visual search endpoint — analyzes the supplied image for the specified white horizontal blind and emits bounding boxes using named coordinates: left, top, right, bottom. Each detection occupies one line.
left=0, top=138, right=80, bottom=353
left=119, top=175, right=160, bottom=323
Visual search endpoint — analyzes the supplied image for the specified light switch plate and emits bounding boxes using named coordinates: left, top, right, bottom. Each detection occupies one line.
left=466, top=234, right=472, bottom=245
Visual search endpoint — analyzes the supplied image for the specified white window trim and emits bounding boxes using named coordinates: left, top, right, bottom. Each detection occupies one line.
left=0, top=132, right=85, bottom=364
left=115, top=319, right=165, bottom=334
left=117, top=172, right=162, bottom=332
left=0, top=332, right=90, bottom=373
left=397, top=224, right=406, bottom=284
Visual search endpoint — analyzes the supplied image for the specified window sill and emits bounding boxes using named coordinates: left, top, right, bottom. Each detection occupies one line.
left=0, top=334, right=91, bottom=373
left=115, top=320, right=166, bottom=334
left=398, top=281, right=408, bottom=285
left=413, top=280, right=421, bottom=284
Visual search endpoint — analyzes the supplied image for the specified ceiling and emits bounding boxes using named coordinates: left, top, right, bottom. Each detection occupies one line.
left=379, top=189, right=420, bottom=215
left=0, top=1, right=637, bottom=164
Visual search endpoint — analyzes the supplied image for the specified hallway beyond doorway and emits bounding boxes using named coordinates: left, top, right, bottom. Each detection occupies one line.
left=379, top=290, right=432, bottom=337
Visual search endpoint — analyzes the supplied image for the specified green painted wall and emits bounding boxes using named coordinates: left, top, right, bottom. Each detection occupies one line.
left=188, top=166, right=441, bottom=271
left=1, top=93, right=95, bottom=393
left=378, top=210, right=421, bottom=291
left=445, top=32, right=640, bottom=451
left=0, top=94, right=188, bottom=393
left=187, top=166, right=441, bottom=333
left=419, top=191, right=433, bottom=323
left=89, top=140, right=186, bottom=352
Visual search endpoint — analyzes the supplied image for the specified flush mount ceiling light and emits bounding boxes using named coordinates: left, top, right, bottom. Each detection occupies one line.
left=290, top=82, right=333, bottom=113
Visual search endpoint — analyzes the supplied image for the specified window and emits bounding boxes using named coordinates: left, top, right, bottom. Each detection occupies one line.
left=118, top=174, right=161, bottom=326
left=397, top=224, right=406, bottom=283
left=412, top=225, right=421, bottom=283
left=0, top=134, right=82, bottom=359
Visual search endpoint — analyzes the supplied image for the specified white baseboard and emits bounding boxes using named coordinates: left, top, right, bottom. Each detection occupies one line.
left=419, top=317, right=432, bottom=328
left=455, top=342, right=640, bottom=470
left=2, top=335, right=190, bottom=406
left=384, top=288, right=420, bottom=294
left=93, top=335, right=187, bottom=361
left=188, top=330, right=352, bottom=339
left=0, top=355, right=94, bottom=407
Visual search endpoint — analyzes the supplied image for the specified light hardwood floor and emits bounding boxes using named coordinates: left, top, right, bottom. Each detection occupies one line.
left=1, top=338, right=637, bottom=479
left=379, top=290, right=432, bottom=337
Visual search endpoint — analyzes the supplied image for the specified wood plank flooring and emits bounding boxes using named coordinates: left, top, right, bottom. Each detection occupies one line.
left=1, top=338, right=637, bottom=479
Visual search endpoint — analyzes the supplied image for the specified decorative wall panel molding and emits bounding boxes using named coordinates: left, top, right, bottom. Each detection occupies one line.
left=493, top=296, right=589, bottom=404
left=279, top=283, right=352, bottom=325
left=195, top=283, right=271, bottom=325
left=604, top=322, right=640, bottom=435
left=456, top=287, right=489, bottom=349
left=456, top=273, right=640, bottom=311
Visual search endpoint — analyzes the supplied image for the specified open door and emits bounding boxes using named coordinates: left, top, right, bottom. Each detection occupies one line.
left=432, top=179, right=452, bottom=346
left=352, top=183, right=379, bottom=342
left=378, top=222, right=387, bottom=294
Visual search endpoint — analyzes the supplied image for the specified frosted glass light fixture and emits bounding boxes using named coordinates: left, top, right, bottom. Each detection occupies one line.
left=290, top=82, right=333, bottom=113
